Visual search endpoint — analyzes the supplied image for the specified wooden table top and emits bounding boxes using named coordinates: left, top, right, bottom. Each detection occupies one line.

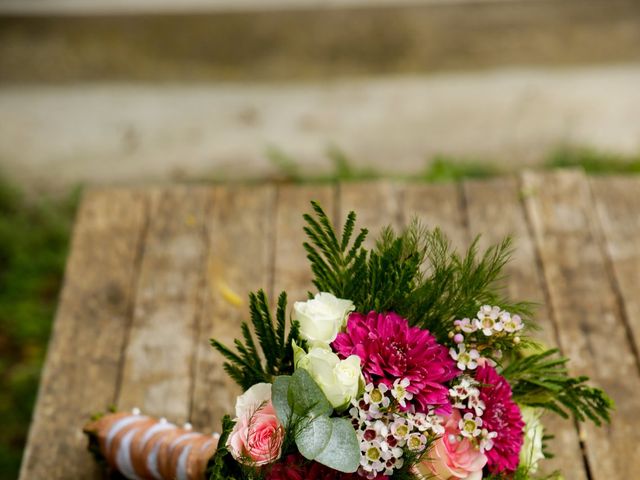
left=19, top=170, right=640, bottom=479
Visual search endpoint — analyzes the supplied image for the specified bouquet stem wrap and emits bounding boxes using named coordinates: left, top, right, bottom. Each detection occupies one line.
left=83, top=412, right=219, bottom=480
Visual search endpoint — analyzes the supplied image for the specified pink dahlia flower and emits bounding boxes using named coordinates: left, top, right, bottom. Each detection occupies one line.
left=474, top=365, right=524, bottom=473
left=332, top=311, right=459, bottom=414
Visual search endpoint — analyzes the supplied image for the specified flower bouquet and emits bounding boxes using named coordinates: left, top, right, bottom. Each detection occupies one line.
left=84, top=202, right=613, bottom=480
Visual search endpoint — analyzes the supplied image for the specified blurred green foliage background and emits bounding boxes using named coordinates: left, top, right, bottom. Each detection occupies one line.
left=0, top=177, right=77, bottom=476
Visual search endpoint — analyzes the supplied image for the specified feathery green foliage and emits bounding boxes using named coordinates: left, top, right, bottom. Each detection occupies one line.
left=503, top=349, right=614, bottom=426
left=207, top=415, right=245, bottom=480
left=211, top=290, right=302, bottom=390
left=303, top=201, right=532, bottom=342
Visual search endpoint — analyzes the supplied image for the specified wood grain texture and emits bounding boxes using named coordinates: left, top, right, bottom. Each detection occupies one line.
left=190, top=185, right=276, bottom=433
left=23, top=178, right=640, bottom=479
left=272, top=184, right=334, bottom=303
left=404, top=182, right=468, bottom=250
left=338, top=181, right=402, bottom=247
left=117, top=187, right=211, bottom=424
left=19, top=189, right=149, bottom=480
left=522, top=170, right=640, bottom=479
left=463, top=177, right=587, bottom=479
left=590, top=176, right=640, bottom=369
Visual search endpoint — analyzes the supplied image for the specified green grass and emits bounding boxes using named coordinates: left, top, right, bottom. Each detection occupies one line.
left=266, top=146, right=500, bottom=183
left=0, top=176, right=77, bottom=479
left=546, top=147, right=640, bottom=174
left=0, top=145, right=638, bottom=478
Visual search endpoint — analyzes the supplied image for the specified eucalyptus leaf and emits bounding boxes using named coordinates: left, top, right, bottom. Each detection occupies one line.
left=313, top=417, right=360, bottom=473
left=272, top=375, right=292, bottom=426
left=288, top=369, right=332, bottom=418
left=295, top=415, right=332, bottom=460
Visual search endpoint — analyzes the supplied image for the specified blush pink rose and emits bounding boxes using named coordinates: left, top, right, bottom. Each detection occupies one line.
left=227, top=383, right=284, bottom=466
left=415, top=410, right=487, bottom=480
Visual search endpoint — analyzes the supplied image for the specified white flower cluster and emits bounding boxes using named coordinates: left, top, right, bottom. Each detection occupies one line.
left=449, top=305, right=525, bottom=370
left=349, top=381, right=443, bottom=478
left=449, top=376, right=497, bottom=454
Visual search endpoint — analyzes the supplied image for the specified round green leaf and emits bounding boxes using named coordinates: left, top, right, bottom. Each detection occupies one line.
left=272, top=375, right=292, bottom=426
left=288, top=369, right=332, bottom=418
left=313, top=417, right=360, bottom=473
left=295, top=415, right=332, bottom=460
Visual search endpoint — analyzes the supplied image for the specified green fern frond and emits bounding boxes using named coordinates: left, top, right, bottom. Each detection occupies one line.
left=503, top=349, right=614, bottom=426
left=211, top=289, right=301, bottom=391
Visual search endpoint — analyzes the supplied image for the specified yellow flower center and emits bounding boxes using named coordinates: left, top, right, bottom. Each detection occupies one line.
left=366, top=447, right=381, bottom=461
left=464, top=419, right=477, bottom=433
left=482, top=317, right=494, bottom=329
left=370, top=389, right=383, bottom=403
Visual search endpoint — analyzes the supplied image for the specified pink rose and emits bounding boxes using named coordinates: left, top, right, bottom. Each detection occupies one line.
left=415, top=410, right=487, bottom=479
left=227, top=383, right=284, bottom=466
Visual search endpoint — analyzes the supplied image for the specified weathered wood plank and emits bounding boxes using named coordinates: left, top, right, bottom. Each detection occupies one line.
left=404, top=182, right=468, bottom=250
left=19, top=189, right=149, bottom=480
left=463, top=177, right=587, bottom=479
left=116, top=187, right=211, bottom=424
left=338, top=182, right=402, bottom=247
left=590, top=176, right=640, bottom=369
left=522, top=170, right=640, bottom=479
left=272, top=184, right=335, bottom=303
left=190, top=185, right=276, bottom=433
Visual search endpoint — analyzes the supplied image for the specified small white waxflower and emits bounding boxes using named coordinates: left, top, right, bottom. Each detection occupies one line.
left=468, top=394, right=486, bottom=416
left=449, top=375, right=477, bottom=400
left=383, top=455, right=404, bottom=476
left=349, top=405, right=367, bottom=425
left=391, top=378, right=413, bottom=407
left=455, top=317, right=478, bottom=333
left=364, top=383, right=390, bottom=407
left=367, top=403, right=386, bottom=420
left=361, top=441, right=386, bottom=473
left=372, top=419, right=389, bottom=439
left=449, top=344, right=480, bottom=371
left=406, top=432, right=428, bottom=452
left=475, top=305, right=503, bottom=336
left=390, top=418, right=411, bottom=441
left=459, top=412, right=483, bottom=438
left=479, top=428, right=498, bottom=453
left=429, top=414, right=446, bottom=435
left=502, top=312, right=525, bottom=333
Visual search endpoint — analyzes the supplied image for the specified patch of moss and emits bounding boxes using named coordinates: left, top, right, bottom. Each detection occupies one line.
left=0, top=175, right=78, bottom=479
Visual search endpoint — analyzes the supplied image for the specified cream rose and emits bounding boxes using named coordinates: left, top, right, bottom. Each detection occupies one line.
left=520, top=407, right=545, bottom=474
left=294, top=342, right=362, bottom=409
left=293, top=292, right=354, bottom=344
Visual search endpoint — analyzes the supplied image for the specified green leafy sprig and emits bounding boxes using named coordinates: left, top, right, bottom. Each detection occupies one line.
left=207, top=415, right=245, bottom=480
left=502, top=349, right=614, bottom=426
left=211, top=290, right=302, bottom=390
left=303, top=201, right=532, bottom=342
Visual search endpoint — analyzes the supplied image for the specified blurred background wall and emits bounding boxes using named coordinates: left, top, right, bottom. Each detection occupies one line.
left=1, top=0, right=640, bottom=191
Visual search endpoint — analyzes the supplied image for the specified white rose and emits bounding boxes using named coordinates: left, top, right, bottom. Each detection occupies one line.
left=294, top=342, right=362, bottom=410
left=234, top=382, right=272, bottom=418
left=293, top=292, right=355, bottom=344
left=519, top=407, right=545, bottom=473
